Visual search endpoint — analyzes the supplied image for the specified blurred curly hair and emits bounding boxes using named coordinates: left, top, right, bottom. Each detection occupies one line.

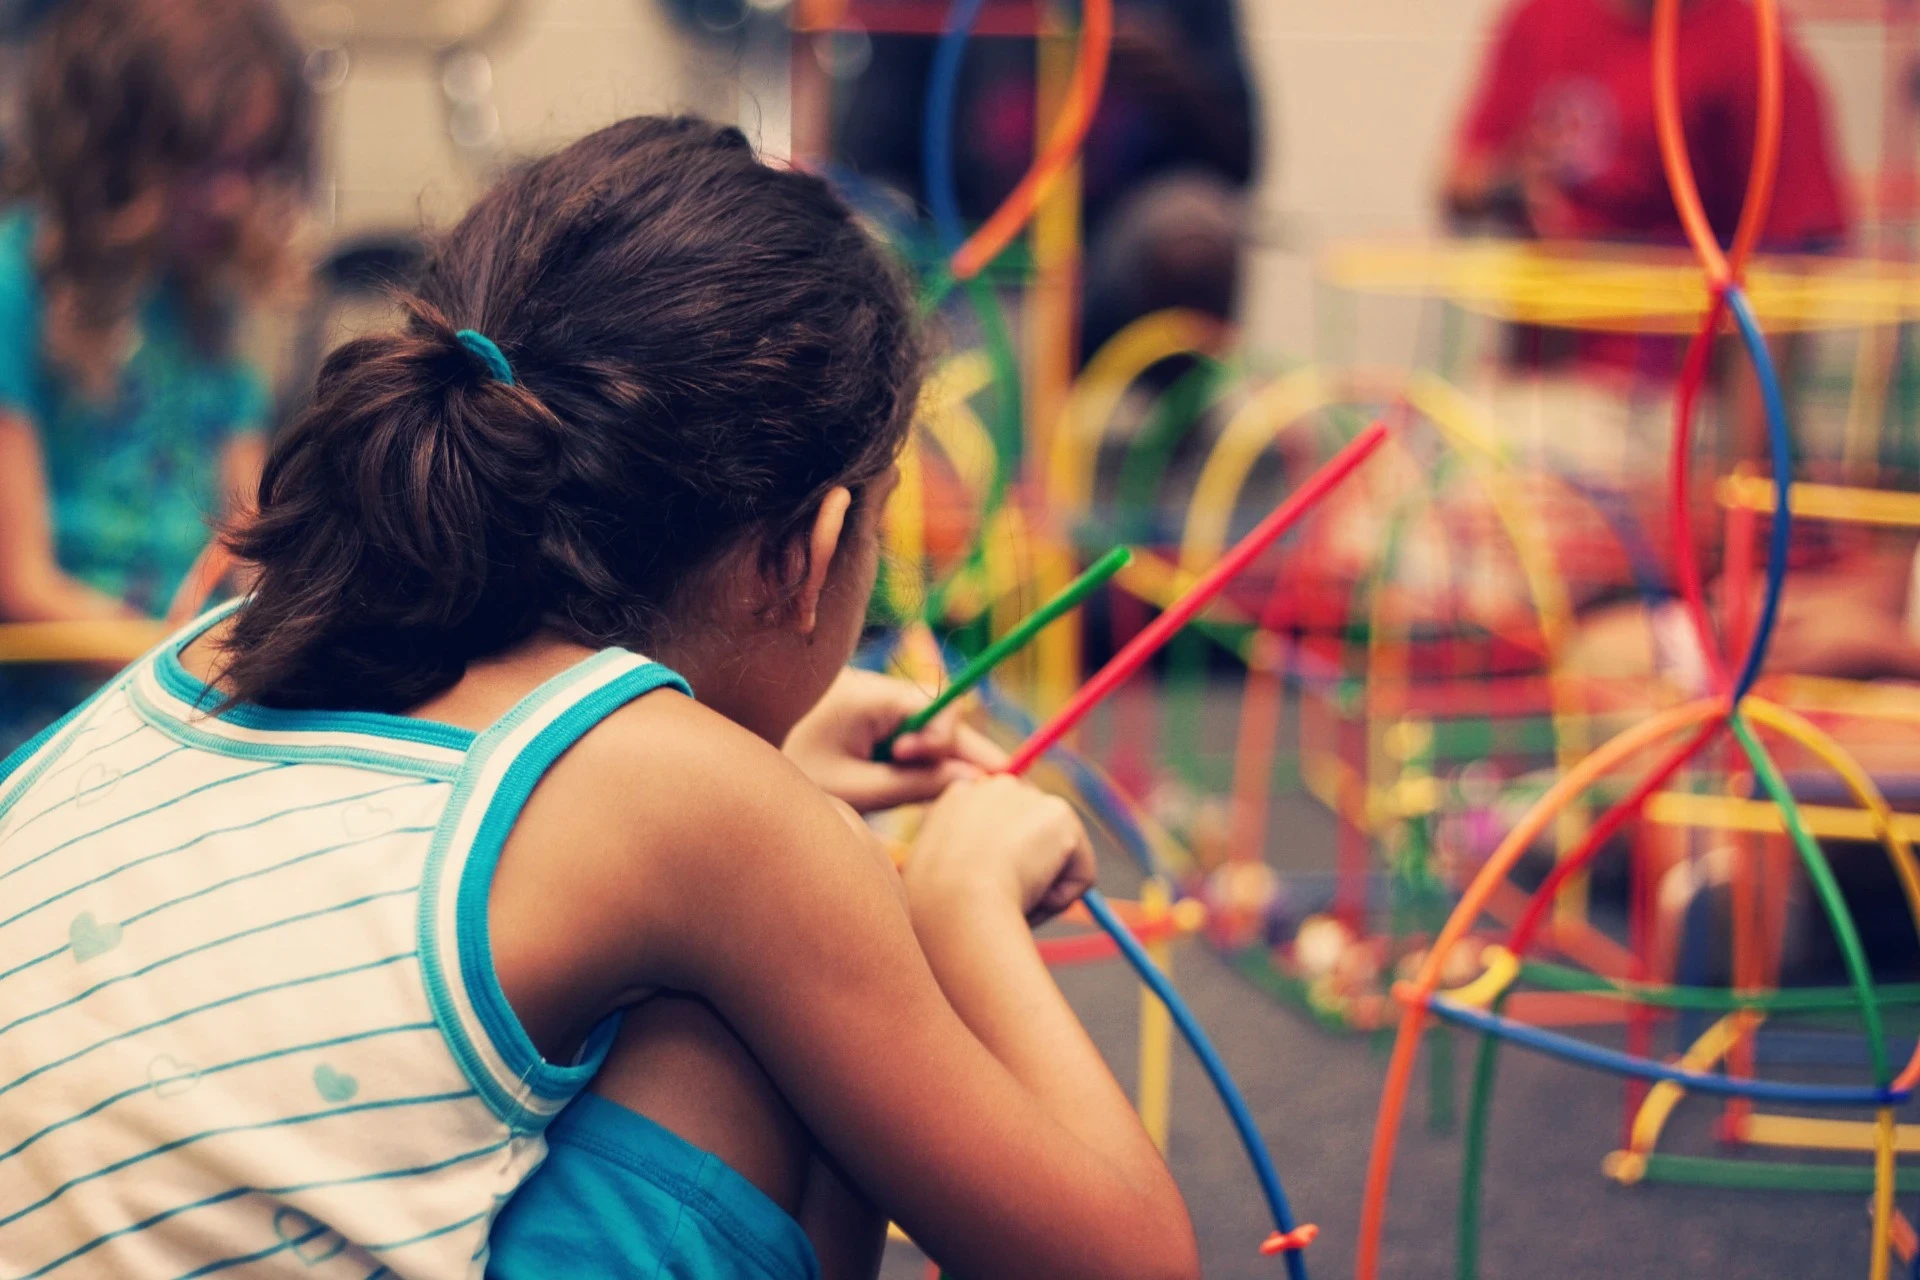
left=16, top=0, right=314, bottom=394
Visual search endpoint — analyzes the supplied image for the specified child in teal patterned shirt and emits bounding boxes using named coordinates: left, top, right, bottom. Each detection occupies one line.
left=0, top=0, right=313, bottom=747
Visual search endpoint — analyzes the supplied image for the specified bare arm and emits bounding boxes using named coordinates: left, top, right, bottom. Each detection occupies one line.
left=162, top=429, right=268, bottom=620
left=797, top=1151, right=887, bottom=1280
left=1441, top=145, right=1509, bottom=223
left=0, top=413, right=135, bottom=622
left=219, top=430, right=266, bottom=523
left=661, top=767, right=1191, bottom=1278
left=1440, top=4, right=1559, bottom=235
left=494, top=699, right=1198, bottom=1280
left=1759, top=540, right=1920, bottom=681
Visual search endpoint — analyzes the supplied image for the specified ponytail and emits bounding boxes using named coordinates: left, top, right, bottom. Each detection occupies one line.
left=219, top=115, right=921, bottom=711
left=221, top=301, right=566, bottom=710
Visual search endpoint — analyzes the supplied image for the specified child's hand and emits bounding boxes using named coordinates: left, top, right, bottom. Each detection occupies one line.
left=783, top=668, right=1007, bottom=813
left=906, top=775, right=1096, bottom=926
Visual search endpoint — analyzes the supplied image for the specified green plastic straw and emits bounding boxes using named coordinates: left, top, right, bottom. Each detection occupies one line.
left=1732, top=713, right=1891, bottom=1086
left=1457, top=988, right=1509, bottom=1280
left=876, top=546, right=1133, bottom=761
left=1639, top=1152, right=1920, bottom=1194
left=1518, top=961, right=1920, bottom=1014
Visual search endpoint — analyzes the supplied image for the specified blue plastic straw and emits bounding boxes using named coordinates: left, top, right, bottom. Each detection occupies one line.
left=1426, top=996, right=1909, bottom=1107
left=920, top=2, right=1308, bottom=1265
left=1083, top=888, right=1310, bottom=1280
left=1723, top=285, right=1794, bottom=703
left=969, top=669, right=1305, bottom=1272
left=924, top=0, right=986, bottom=258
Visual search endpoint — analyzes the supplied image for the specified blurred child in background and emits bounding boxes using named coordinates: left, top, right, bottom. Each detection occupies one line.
left=0, top=0, right=312, bottom=748
left=838, top=0, right=1257, bottom=360
left=1445, top=0, right=1848, bottom=259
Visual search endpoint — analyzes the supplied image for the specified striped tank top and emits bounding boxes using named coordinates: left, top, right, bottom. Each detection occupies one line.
left=0, top=605, right=690, bottom=1278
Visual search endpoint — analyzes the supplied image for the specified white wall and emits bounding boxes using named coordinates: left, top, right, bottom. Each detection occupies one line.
left=317, top=0, right=716, bottom=233
left=1235, top=0, right=1507, bottom=358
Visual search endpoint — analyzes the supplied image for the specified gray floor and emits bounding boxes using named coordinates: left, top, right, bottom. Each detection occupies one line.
left=881, top=888, right=1880, bottom=1278
left=878, top=683, right=1888, bottom=1279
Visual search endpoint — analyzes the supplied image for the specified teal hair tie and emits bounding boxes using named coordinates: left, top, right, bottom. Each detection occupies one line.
left=455, top=329, right=515, bottom=385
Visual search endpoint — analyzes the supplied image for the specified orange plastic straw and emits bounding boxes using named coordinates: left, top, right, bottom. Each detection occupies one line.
left=1726, top=0, right=1783, bottom=275
left=1354, top=697, right=1728, bottom=1280
left=1652, top=0, right=1782, bottom=285
left=949, top=0, right=1113, bottom=281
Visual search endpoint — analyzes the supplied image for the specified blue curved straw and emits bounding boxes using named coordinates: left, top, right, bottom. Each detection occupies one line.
left=969, top=668, right=1304, bottom=1270
left=919, top=3, right=1305, bottom=1261
left=1426, top=996, right=1908, bottom=1107
left=1082, top=887, right=1310, bottom=1280
left=1722, top=285, right=1793, bottom=703
left=924, top=0, right=987, bottom=257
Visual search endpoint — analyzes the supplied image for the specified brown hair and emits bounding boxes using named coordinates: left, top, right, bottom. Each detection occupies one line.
left=19, top=0, right=314, bottom=392
left=220, top=115, right=922, bottom=712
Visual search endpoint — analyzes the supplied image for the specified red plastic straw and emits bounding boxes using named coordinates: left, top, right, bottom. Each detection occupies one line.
left=1667, top=291, right=1732, bottom=694
left=1005, top=422, right=1388, bottom=777
left=1505, top=716, right=1725, bottom=956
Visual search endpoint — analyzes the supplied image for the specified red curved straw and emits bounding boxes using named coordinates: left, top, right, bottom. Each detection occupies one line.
left=1667, top=292, right=1734, bottom=693
left=1659, top=0, right=1785, bottom=691
left=949, top=0, right=1114, bottom=281
left=1356, top=699, right=1729, bottom=1280
left=1505, top=717, right=1725, bottom=957
left=1006, top=423, right=1389, bottom=777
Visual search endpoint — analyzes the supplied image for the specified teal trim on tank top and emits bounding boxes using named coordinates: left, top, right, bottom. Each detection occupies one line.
left=127, top=680, right=466, bottom=784
left=152, top=627, right=476, bottom=753
left=455, top=659, right=691, bottom=1103
left=0, top=603, right=217, bottom=811
left=414, top=650, right=692, bottom=1130
left=415, top=651, right=620, bottom=1130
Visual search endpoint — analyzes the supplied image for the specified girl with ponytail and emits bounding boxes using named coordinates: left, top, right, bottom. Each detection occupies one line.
left=0, top=116, right=1198, bottom=1280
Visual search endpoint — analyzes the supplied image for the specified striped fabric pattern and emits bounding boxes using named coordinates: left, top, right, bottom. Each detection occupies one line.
left=0, top=608, right=690, bottom=1278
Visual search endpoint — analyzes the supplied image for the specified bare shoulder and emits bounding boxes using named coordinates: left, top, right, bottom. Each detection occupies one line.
left=489, top=686, right=879, bottom=1023
left=529, top=689, right=832, bottom=852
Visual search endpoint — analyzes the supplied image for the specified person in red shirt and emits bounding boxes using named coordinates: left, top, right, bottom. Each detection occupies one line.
left=1446, top=0, right=1850, bottom=252
left=1445, top=0, right=1852, bottom=384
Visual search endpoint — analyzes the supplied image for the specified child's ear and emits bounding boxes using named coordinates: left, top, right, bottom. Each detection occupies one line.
left=794, top=486, right=853, bottom=636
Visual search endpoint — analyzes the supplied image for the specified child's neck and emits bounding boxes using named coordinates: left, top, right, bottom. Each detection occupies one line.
left=648, top=629, right=796, bottom=746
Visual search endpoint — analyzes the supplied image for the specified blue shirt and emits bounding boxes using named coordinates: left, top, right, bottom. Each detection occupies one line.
left=0, top=208, right=268, bottom=616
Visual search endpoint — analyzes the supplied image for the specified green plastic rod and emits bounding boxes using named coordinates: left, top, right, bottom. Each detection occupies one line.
left=1732, top=713, right=1891, bottom=1087
left=876, top=546, right=1133, bottom=762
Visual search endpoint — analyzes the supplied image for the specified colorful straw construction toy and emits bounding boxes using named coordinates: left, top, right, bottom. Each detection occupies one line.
left=822, top=0, right=1920, bottom=1269
left=1351, top=1, right=1920, bottom=1275
left=15, top=2, right=1920, bottom=1276
left=1002, top=422, right=1388, bottom=1273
